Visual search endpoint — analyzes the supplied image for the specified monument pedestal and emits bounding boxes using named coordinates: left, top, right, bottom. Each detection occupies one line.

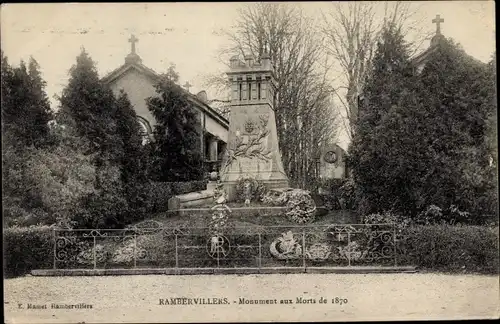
left=222, top=178, right=289, bottom=201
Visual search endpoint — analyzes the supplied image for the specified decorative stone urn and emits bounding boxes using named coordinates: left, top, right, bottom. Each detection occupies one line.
left=209, top=171, right=218, bottom=181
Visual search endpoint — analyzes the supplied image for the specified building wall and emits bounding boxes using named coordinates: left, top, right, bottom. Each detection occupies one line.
left=205, top=117, right=228, bottom=142
left=108, top=68, right=157, bottom=128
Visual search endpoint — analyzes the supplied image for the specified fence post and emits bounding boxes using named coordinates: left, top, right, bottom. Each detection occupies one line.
left=93, top=236, right=97, bottom=270
left=258, top=233, right=262, bottom=269
left=175, top=234, right=179, bottom=268
left=431, top=237, right=436, bottom=268
left=302, top=230, right=306, bottom=272
left=393, top=223, right=398, bottom=267
left=347, top=232, right=351, bottom=267
left=133, top=232, right=137, bottom=269
left=53, top=228, right=57, bottom=270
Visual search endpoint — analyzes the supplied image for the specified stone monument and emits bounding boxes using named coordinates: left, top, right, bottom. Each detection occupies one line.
left=220, top=51, right=289, bottom=200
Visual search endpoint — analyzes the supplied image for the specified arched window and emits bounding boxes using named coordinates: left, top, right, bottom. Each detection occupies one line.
left=137, top=117, right=152, bottom=145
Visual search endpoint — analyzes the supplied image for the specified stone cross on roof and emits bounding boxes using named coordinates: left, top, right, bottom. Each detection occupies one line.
left=129, top=34, right=139, bottom=54
left=432, top=14, right=444, bottom=35
left=183, top=81, right=192, bottom=92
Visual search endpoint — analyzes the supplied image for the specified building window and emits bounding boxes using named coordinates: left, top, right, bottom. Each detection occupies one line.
left=137, top=117, right=152, bottom=145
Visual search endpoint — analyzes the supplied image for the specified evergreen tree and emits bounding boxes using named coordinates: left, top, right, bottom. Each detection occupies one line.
left=114, top=90, right=145, bottom=182
left=349, top=24, right=416, bottom=215
left=114, top=90, right=153, bottom=221
left=147, top=75, right=203, bottom=181
left=2, top=52, right=57, bottom=225
left=58, top=48, right=123, bottom=162
left=58, top=48, right=129, bottom=228
left=1, top=53, right=53, bottom=149
left=349, top=28, right=497, bottom=222
left=485, top=52, right=497, bottom=167
left=417, top=40, right=497, bottom=220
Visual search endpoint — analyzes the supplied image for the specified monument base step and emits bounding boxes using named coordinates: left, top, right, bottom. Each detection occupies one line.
left=168, top=189, right=214, bottom=210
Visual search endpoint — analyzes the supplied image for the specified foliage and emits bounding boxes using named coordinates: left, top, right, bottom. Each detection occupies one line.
left=363, top=211, right=412, bottom=236
left=398, top=225, right=499, bottom=274
left=261, top=189, right=317, bottom=224
left=114, top=90, right=152, bottom=222
left=284, top=190, right=317, bottom=224
left=315, top=178, right=357, bottom=210
left=3, top=111, right=97, bottom=228
left=114, top=89, right=147, bottom=182
left=348, top=23, right=416, bottom=216
left=234, top=177, right=268, bottom=203
left=147, top=74, right=204, bottom=181
left=321, top=2, right=426, bottom=139
left=169, top=181, right=208, bottom=195
left=1, top=52, right=53, bottom=149
left=2, top=52, right=60, bottom=227
left=4, top=225, right=54, bottom=277
left=349, top=25, right=497, bottom=222
left=57, top=48, right=123, bottom=161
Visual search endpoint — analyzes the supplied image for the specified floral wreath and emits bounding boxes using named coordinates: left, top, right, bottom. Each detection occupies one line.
left=235, top=177, right=267, bottom=203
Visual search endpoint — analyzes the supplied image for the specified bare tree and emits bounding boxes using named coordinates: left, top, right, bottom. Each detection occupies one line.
left=207, top=3, right=339, bottom=188
left=321, top=1, right=433, bottom=140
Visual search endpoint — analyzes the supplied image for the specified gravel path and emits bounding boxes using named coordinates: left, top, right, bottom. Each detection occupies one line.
left=4, top=273, right=499, bottom=323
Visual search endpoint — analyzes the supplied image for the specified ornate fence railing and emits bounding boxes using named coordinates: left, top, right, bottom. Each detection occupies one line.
left=53, top=222, right=398, bottom=270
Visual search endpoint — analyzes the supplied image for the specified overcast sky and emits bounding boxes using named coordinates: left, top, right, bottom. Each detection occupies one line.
left=1, top=1, right=495, bottom=148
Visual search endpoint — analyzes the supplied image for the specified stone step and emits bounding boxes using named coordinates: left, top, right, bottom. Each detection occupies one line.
left=168, top=190, right=214, bottom=210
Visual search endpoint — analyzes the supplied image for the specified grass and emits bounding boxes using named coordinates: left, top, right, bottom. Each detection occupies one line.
left=147, top=207, right=360, bottom=229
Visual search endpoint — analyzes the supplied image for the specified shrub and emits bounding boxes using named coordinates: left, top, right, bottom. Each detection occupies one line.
left=169, top=181, right=207, bottom=195
left=315, top=178, right=356, bottom=210
left=148, top=182, right=174, bottom=213
left=4, top=225, right=54, bottom=277
left=398, top=225, right=499, bottom=274
left=143, top=181, right=208, bottom=214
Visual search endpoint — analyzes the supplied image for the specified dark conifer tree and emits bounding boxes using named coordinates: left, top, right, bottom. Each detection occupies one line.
left=1, top=53, right=53, bottom=149
left=147, top=74, right=203, bottom=181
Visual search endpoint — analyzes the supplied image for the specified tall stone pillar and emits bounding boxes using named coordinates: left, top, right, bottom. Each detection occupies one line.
left=209, top=138, right=218, bottom=161
left=220, top=53, right=289, bottom=200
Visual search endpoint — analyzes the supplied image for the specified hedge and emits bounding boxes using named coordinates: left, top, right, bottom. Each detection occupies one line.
left=168, top=180, right=207, bottom=195
left=4, top=225, right=54, bottom=278
left=398, top=225, right=499, bottom=274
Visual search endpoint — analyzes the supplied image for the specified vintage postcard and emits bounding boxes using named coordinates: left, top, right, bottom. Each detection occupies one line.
left=2, top=1, right=498, bottom=323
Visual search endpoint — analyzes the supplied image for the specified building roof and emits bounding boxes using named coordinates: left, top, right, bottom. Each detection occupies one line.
left=101, top=40, right=229, bottom=129
left=410, top=15, right=485, bottom=69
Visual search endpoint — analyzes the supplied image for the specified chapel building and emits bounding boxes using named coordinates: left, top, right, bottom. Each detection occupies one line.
left=101, top=35, right=229, bottom=172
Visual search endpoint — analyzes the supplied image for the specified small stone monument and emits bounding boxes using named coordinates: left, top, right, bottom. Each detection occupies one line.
left=318, top=144, right=347, bottom=180
left=219, top=50, right=289, bottom=200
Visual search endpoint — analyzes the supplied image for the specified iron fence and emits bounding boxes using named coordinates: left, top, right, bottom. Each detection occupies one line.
left=53, top=222, right=398, bottom=270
